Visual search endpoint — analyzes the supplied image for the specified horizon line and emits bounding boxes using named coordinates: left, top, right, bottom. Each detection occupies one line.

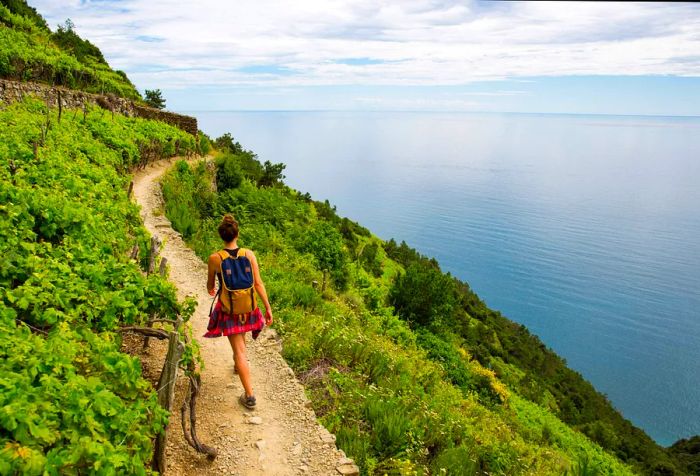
left=178, top=109, right=700, bottom=119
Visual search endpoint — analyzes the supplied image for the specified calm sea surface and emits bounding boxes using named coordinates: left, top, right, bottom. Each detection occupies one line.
left=191, top=110, right=700, bottom=446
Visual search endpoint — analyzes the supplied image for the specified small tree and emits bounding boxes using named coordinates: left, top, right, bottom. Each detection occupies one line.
left=215, top=154, right=243, bottom=192
left=389, top=262, right=459, bottom=328
left=198, top=132, right=212, bottom=155
left=144, top=89, right=166, bottom=109
left=299, top=222, right=347, bottom=290
left=214, top=133, right=243, bottom=154
left=359, top=241, right=382, bottom=277
left=258, top=160, right=286, bottom=187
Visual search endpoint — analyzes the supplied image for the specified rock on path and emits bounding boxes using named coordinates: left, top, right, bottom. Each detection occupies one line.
left=132, top=158, right=349, bottom=476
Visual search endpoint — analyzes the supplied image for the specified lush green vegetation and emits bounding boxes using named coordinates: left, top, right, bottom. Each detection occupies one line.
left=0, top=2, right=140, bottom=99
left=1, top=2, right=693, bottom=474
left=159, top=139, right=659, bottom=475
left=669, top=437, right=700, bottom=475
left=0, top=97, right=197, bottom=474
left=383, top=242, right=684, bottom=474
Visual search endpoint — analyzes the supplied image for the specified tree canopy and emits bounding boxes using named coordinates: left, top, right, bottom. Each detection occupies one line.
left=144, top=89, right=166, bottom=109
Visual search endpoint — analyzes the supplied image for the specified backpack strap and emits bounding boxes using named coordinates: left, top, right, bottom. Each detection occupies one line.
left=236, top=248, right=247, bottom=258
left=217, top=250, right=232, bottom=294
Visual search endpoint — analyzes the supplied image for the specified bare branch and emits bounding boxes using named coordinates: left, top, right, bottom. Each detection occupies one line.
left=118, top=326, right=169, bottom=340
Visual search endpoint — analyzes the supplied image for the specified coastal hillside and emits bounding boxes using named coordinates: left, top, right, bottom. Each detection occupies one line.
left=158, top=136, right=697, bottom=475
left=0, top=0, right=140, bottom=99
left=1, top=1, right=698, bottom=475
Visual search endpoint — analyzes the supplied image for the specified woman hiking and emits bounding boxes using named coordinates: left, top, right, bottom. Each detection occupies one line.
left=204, top=214, right=273, bottom=410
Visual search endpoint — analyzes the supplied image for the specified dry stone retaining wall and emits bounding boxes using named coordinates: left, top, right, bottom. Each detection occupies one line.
left=0, top=78, right=197, bottom=136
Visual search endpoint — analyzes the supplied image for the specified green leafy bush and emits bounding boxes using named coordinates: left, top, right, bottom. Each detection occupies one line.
left=0, top=319, right=168, bottom=475
left=0, top=97, right=197, bottom=473
left=198, top=131, right=212, bottom=155
left=296, top=221, right=347, bottom=278
left=215, top=153, right=243, bottom=191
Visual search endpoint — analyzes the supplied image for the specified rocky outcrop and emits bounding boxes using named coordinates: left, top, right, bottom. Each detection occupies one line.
left=0, top=78, right=197, bottom=136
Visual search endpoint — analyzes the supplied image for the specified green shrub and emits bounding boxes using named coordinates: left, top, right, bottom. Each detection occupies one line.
left=198, top=132, right=212, bottom=155
left=296, top=221, right=348, bottom=284
left=389, top=262, right=459, bottom=328
left=416, top=330, right=473, bottom=390
left=258, top=160, right=286, bottom=187
left=215, top=153, right=243, bottom=191
left=432, top=446, right=479, bottom=476
left=0, top=97, right=198, bottom=473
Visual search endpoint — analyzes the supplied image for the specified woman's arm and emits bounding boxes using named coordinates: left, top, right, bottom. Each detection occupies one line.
left=206, top=253, right=219, bottom=296
left=248, top=250, right=273, bottom=325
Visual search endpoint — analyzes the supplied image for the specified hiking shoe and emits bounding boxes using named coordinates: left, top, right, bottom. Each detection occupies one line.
left=239, top=393, right=256, bottom=410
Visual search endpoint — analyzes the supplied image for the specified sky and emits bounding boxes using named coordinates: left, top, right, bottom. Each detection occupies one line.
left=31, top=0, right=700, bottom=116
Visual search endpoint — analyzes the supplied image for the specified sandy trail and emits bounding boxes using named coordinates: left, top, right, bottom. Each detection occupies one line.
left=132, top=158, right=351, bottom=476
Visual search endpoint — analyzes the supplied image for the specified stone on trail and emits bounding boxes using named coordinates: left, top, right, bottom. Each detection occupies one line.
left=319, top=429, right=336, bottom=444
left=336, top=462, right=360, bottom=475
left=247, top=416, right=263, bottom=425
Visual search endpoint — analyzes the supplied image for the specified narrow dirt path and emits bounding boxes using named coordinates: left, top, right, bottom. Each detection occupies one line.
left=132, top=158, right=352, bottom=476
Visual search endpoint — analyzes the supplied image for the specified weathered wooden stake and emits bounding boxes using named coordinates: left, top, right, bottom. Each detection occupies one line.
left=57, top=90, right=62, bottom=123
left=144, top=248, right=167, bottom=349
left=148, top=236, right=162, bottom=275
left=152, top=332, right=184, bottom=474
left=127, top=180, right=134, bottom=198
left=158, top=257, right=168, bottom=276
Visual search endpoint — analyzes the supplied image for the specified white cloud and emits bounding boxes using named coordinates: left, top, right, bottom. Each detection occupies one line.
left=30, top=0, right=700, bottom=91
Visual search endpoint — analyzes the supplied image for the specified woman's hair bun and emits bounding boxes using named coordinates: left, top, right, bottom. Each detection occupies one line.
left=218, top=214, right=239, bottom=241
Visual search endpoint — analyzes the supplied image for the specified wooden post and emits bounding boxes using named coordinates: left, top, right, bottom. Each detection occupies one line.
left=158, top=257, right=168, bottom=277
left=127, top=181, right=134, bottom=198
left=148, top=236, right=162, bottom=275
left=152, top=331, right=184, bottom=474
left=57, top=90, right=62, bottom=123
left=144, top=256, right=167, bottom=350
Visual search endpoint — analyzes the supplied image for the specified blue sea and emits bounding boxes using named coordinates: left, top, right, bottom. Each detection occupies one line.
left=191, top=110, right=700, bottom=446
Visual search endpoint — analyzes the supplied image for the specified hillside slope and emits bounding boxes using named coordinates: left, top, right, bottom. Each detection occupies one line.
left=158, top=151, right=642, bottom=475
left=0, top=0, right=140, bottom=99
left=158, top=135, right=698, bottom=475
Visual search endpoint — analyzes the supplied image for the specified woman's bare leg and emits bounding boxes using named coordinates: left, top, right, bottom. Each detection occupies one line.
left=227, top=333, right=253, bottom=396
